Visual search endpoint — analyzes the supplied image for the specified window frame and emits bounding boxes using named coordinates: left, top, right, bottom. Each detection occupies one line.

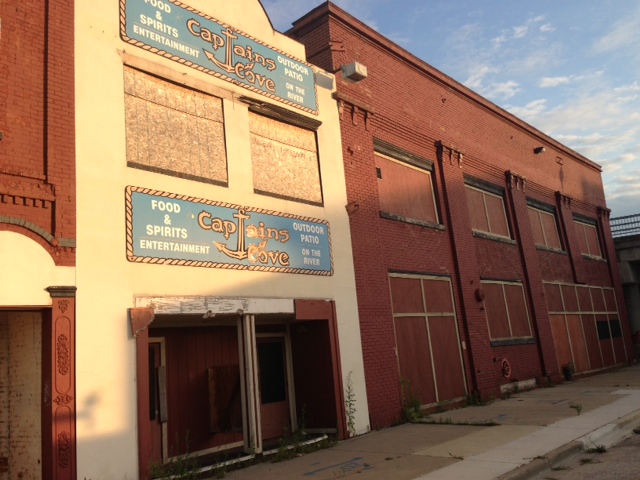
left=481, top=279, right=534, bottom=345
left=373, top=139, right=441, bottom=229
left=526, top=200, right=563, bottom=251
left=464, top=177, right=512, bottom=240
left=573, top=215, right=603, bottom=260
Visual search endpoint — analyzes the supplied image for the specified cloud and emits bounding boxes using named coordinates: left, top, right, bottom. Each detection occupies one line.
left=507, top=99, right=547, bottom=119
left=512, top=25, right=528, bottom=39
left=464, top=64, right=495, bottom=90
left=540, top=23, right=555, bottom=33
left=484, top=81, right=521, bottom=100
left=539, top=76, right=571, bottom=88
left=593, top=7, right=640, bottom=54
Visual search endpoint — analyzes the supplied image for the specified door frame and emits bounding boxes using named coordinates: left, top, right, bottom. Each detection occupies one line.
left=255, top=329, right=297, bottom=443
left=148, top=337, right=168, bottom=463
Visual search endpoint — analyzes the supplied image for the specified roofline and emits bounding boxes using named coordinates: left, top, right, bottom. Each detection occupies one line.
left=290, top=1, right=602, bottom=173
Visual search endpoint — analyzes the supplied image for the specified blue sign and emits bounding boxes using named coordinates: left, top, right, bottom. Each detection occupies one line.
left=120, top=0, right=318, bottom=114
left=126, top=186, right=332, bottom=275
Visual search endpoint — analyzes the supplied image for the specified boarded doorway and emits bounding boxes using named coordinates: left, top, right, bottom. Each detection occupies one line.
left=389, top=274, right=467, bottom=407
left=257, top=336, right=291, bottom=441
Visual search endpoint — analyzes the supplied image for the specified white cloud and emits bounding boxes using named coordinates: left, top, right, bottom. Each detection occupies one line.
left=540, top=23, right=555, bottom=33
left=507, top=99, right=547, bottom=119
left=484, top=80, right=521, bottom=100
left=539, top=76, right=571, bottom=88
left=464, top=64, right=495, bottom=90
left=593, top=7, right=640, bottom=54
left=512, top=25, right=528, bottom=39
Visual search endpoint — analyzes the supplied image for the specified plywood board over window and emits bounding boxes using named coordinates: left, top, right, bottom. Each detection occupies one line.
left=528, top=206, right=562, bottom=250
left=124, top=67, right=228, bottom=185
left=482, top=280, right=533, bottom=342
left=573, top=218, right=602, bottom=259
left=465, top=184, right=510, bottom=238
left=375, top=152, right=438, bottom=225
left=249, top=112, right=322, bottom=205
left=544, top=282, right=626, bottom=375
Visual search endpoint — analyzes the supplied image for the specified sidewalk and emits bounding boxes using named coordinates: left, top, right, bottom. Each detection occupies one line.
left=216, top=364, right=640, bottom=480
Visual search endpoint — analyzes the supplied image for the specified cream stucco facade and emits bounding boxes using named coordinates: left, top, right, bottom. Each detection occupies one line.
left=75, top=0, right=369, bottom=478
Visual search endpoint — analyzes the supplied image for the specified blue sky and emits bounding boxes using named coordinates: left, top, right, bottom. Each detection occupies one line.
left=262, top=0, right=640, bottom=218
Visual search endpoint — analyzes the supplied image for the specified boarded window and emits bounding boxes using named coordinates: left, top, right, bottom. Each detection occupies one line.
left=466, top=185, right=510, bottom=238
left=574, top=219, right=602, bottom=258
left=528, top=206, right=561, bottom=249
left=249, top=112, right=322, bottom=205
left=544, top=282, right=624, bottom=372
left=482, top=280, right=532, bottom=339
left=375, top=152, right=438, bottom=224
left=389, top=274, right=465, bottom=406
left=124, top=67, right=228, bottom=184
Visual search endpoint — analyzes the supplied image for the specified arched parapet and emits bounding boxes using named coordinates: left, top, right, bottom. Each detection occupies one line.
left=0, top=231, right=75, bottom=306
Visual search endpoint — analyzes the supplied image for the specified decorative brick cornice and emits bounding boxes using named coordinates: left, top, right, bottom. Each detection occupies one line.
left=505, top=170, right=526, bottom=192
left=435, top=140, right=464, bottom=168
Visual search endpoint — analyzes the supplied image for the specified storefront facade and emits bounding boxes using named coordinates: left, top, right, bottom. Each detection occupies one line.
left=75, top=1, right=368, bottom=478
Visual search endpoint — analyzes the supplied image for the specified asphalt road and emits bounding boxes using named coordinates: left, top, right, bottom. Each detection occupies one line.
left=527, top=429, right=640, bottom=480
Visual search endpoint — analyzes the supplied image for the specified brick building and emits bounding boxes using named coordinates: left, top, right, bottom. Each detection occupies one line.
left=288, top=2, right=633, bottom=429
left=0, top=0, right=77, bottom=479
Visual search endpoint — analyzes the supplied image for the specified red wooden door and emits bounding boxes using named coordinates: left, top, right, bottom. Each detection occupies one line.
left=257, top=337, right=290, bottom=441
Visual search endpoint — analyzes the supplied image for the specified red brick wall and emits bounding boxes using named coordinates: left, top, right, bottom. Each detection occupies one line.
left=290, top=4, right=628, bottom=426
left=0, top=0, right=75, bottom=266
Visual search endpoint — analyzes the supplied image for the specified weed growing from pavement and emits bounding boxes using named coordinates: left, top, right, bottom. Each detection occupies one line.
left=585, top=444, right=607, bottom=454
left=345, top=372, right=357, bottom=437
left=400, top=379, right=424, bottom=422
left=569, top=402, right=583, bottom=415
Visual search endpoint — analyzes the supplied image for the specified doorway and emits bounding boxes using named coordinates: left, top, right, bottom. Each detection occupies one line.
left=257, top=336, right=291, bottom=441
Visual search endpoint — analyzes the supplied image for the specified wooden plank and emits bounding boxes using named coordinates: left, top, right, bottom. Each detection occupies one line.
left=395, top=316, right=436, bottom=405
left=429, top=316, right=465, bottom=401
left=135, top=296, right=294, bottom=315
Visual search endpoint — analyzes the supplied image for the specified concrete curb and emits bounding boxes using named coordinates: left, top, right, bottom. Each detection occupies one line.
left=578, top=409, right=640, bottom=450
left=498, top=409, right=640, bottom=480
left=496, top=441, right=582, bottom=480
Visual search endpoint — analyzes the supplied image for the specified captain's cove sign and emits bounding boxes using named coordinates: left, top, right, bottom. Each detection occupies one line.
left=125, top=186, right=333, bottom=275
left=120, top=0, right=318, bottom=114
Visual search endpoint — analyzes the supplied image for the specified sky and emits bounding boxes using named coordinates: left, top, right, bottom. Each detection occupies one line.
left=261, top=0, right=640, bottom=218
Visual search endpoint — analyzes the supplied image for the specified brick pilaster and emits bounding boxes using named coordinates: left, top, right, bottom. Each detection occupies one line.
left=43, top=286, right=77, bottom=480
left=436, top=141, right=489, bottom=393
left=505, top=171, right=559, bottom=377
